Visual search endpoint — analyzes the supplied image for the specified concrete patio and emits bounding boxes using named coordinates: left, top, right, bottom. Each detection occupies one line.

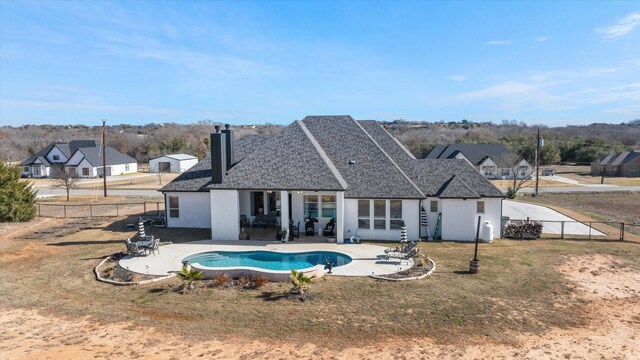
left=119, top=240, right=413, bottom=277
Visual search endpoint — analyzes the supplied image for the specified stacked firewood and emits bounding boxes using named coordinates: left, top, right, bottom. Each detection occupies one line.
left=502, top=221, right=543, bottom=239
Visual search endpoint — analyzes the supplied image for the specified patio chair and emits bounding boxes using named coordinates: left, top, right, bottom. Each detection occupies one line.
left=289, top=220, right=300, bottom=240
left=140, top=237, right=160, bottom=256
left=350, top=229, right=361, bottom=244
left=323, top=219, right=335, bottom=237
left=125, top=239, right=146, bottom=257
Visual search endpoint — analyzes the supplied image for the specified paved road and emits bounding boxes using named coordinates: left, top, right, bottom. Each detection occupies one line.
left=502, top=200, right=605, bottom=236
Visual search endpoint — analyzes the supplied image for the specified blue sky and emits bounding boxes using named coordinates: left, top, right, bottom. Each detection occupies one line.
left=0, top=1, right=639, bottom=126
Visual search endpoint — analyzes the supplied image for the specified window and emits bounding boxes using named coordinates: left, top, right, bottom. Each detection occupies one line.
left=68, top=167, right=76, bottom=175
left=390, top=200, right=403, bottom=229
left=23, top=166, right=29, bottom=172
left=501, top=169, right=510, bottom=176
left=477, top=201, right=485, bottom=213
left=169, top=196, right=179, bottom=218
left=519, top=166, right=528, bottom=176
left=268, top=191, right=280, bottom=215
left=52, top=155, right=60, bottom=161
left=374, top=199, right=386, bottom=230
left=251, top=191, right=264, bottom=216
left=125, top=163, right=130, bottom=171
left=321, top=195, right=336, bottom=218
left=33, top=166, right=41, bottom=176
left=483, top=165, right=496, bottom=174
left=82, top=168, right=89, bottom=176
left=430, top=200, right=438, bottom=213
left=304, top=195, right=318, bottom=218
left=357, top=200, right=370, bottom=229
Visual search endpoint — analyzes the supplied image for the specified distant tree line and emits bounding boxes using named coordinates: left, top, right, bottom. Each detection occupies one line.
left=1, top=118, right=638, bottom=166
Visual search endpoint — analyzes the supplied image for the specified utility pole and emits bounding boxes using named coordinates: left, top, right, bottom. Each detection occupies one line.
left=102, top=119, right=107, bottom=198
left=534, top=127, right=540, bottom=196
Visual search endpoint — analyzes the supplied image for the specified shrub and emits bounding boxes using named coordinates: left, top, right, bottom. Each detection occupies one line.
left=0, top=162, right=37, bottom=222
left=213, top=273, right=230, bottom=287
left=506, top=187, right=517, bottom=199
left=252, top=276, right=269, bottom=289
left=237, top=276, right=251, bottom=288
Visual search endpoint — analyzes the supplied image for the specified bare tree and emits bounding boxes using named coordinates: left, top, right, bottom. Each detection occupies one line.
left=157, top=168, right=169, bottom=184
left=508, top=164, right=533, bottom=198
left=51, top=165, right=80, bottom=201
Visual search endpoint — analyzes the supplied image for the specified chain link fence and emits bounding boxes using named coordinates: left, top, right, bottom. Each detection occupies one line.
left=502, top=218, right=631, bottom=241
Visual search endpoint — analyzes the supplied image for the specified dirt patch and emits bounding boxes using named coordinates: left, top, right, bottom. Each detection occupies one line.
left=557, top=254, right=640, bottom=300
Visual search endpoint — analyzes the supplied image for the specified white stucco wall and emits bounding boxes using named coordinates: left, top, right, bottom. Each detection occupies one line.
left=344, top=199, right=420, bottom=241
left=108, top=162, right=137, bottom=175
left=210, top=190, right=240, bottom=240
left=150, top=157, right=197, bottom=173
left=165, top=192, right=212, bottom=228
left=440, top=197, right=502, bottom=241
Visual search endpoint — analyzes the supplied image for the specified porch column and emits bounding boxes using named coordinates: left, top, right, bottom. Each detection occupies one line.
left=336, top=191, right=345, bottom=243
left=210, top=190, right=240, bottom=240
left=280, top=191, right=289, bottom=240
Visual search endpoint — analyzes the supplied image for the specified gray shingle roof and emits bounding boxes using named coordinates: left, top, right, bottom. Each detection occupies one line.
left=598, top=151, right=640, bottom=165
left=73, top=146, right=137, bottom=167
left=207, top=121, right=347, bottom=191
left=411, top=159, right=504, bottom=198
left=21, top=143, right=56, bottom=166
left=424, top=143, right=521, bottom=168
left=302, top=116, right=424, bottom=199
left=20, top=140, right=97, bottom=166
left=437, top=175, right=480, bottom=199
left=161, top=116, right=504, bottom=199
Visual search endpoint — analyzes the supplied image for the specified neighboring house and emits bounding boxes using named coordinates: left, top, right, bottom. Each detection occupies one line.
left=160, top=116, right=504, bottom=242
left=149, top=154, right=198, bottom=173
left=591, top=151, right=640, bottom=177
left=20, top=140, right=96, bottom=178
left=65, top=146, right=137, bottom=178
left=423, top=143, right=532, bottom=179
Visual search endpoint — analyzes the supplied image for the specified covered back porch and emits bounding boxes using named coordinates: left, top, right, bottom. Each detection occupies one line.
left=210, top=189, right=345, bottom=242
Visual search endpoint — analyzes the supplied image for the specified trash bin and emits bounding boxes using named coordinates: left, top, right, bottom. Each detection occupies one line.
left=481, top=221, right=494, bottom=242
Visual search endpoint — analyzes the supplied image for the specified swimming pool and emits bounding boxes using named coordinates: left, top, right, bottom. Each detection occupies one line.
left=183, top=250, right=352, bottom=271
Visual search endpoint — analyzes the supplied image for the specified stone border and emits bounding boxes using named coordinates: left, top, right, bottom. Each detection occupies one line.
left=94, top=255, right=175, bottom=286
left=369, top=257, right=436, bottom=282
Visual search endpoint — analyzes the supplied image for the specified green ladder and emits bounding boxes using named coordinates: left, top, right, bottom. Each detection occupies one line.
left=433, top=213, right=442, bottom=240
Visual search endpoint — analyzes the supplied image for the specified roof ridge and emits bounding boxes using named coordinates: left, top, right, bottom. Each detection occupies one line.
left=296, top=120, right=349, bottom=190
left=370, top=121, right=417, bottom=160
left=350, top=118, right=425, bottom=198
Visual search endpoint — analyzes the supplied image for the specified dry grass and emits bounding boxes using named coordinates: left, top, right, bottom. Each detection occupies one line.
left=491, top=179, right=571, bottom=189
left=20, top=172, right=180, bottom=191
left=2, top=216, right=640, bottom=350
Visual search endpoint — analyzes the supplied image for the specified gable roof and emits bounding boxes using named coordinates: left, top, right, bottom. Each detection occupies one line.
left=20, top=143, right=56, bottom=166
left=72, top=146, right=137, bottom=167
left=424, top=143, right=521, bottom=168
left=598, top=150, right=640, bottom=165
left=301, top=116, right=424, bottom=198
left=20, top=140, right=97, bottom=166
left=162, top=116, right=504, bottom=199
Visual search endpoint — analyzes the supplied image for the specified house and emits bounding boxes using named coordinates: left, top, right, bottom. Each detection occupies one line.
left=423, top=143, right=532, bottom=179
left=20, top=140, right=96, bottom=178
left=149, top=154, right=198, bottom=173
left=65, top=146, right=137, bottom=178
left=591, top=151, right=640, bottom=177
left=160, top=116, right=504, bottom=242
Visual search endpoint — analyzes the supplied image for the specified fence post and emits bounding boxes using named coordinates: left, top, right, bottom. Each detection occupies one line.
left=144, top=202, right=147, bottom=215
left=90, top=204, right=93, bottom=217
left=63, top=205, right=67, bottom=218
left=588, top=222, right=592, bottom=240
left=38, top=203, right=41, bottom=217
left=116, top=204, right=119, bottom=217
left=560, top=221, right=564, bottom=239
left=621, top=223, right=624, bottom=241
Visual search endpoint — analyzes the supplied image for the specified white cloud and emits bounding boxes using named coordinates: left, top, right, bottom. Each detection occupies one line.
left=603, top=104, right=640, bottom=115
left=484, top=40, right=512, bottom=45
left=535, top=35, right=552, bottom=43
left=596, top=11, right=640, bottom=39
left=446, top=75, right=467, bottom=82
left=451, top=81, right=565, bottom=111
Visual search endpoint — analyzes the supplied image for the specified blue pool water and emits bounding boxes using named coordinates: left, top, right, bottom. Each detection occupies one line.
left=184, top=250, right=352, bottom=271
